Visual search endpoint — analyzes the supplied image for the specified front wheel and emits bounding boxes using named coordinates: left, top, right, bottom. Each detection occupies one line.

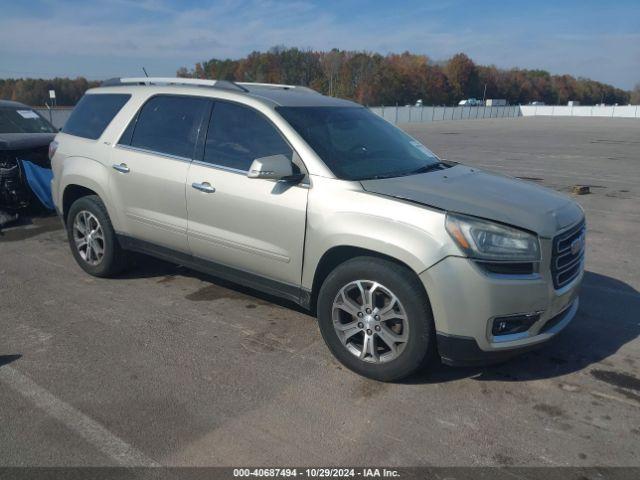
left=317, top=256, right=435, bottom=381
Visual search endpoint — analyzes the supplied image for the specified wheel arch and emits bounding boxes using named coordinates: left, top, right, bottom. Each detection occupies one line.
left=58, top=156, right=120, bottom=229
left=308, top=245, right=430, bottom=313
left=62, top=185, right=98, bottom=223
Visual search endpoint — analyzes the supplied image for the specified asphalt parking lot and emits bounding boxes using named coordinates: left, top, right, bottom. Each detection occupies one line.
left=1, top=117, right=639, bottom=466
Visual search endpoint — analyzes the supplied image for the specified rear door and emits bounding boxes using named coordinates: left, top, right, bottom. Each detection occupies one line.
left=109, top=95, right=209, bottom=252
left=186, top=100, right=308, bottom=287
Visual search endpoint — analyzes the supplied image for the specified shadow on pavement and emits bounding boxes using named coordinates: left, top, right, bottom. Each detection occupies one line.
left=0, top=213, right=60, bottom=242
left=407, top=271, right=640, bottom=384
left=0, top=354, right=22, bottom=368
left=108, top=253, right=640, bottom=385
left=119, top=254, right=312, bottom=315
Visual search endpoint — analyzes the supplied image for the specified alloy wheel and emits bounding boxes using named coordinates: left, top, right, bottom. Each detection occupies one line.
left=72, top=210, right=105, bottom=266
left=331, top=280, right=409, bottom=363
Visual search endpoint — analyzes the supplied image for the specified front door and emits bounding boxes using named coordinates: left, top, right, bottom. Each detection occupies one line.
left=186, top=100, right=308, bottom=286
left=108, top=94, right=209, bottom=252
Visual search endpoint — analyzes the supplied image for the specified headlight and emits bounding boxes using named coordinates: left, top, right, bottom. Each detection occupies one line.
left=445, top=213, right=540, bottom=261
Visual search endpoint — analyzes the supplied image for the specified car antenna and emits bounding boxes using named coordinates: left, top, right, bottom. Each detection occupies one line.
left=142, top=67, right=149, bottom=77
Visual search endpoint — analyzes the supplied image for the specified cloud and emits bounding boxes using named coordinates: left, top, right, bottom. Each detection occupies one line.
left=0, top=0, right=326, bottom=58
left=0, top=0, right=637, bottom=88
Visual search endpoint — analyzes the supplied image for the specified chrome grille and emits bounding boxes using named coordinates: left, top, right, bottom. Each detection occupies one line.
left=551, top=220, right=585, bottom=289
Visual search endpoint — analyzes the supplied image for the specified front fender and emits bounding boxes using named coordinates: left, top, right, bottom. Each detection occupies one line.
left=302, top=178, right=457, bottom=290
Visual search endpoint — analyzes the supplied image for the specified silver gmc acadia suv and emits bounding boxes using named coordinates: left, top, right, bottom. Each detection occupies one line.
left=50, top=77, right=585, bottom=381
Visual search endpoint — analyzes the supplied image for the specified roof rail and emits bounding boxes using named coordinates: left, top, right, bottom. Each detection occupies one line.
left=236, top=82, right=319, bottom=94
left=100, top=77, right=249, bottom=92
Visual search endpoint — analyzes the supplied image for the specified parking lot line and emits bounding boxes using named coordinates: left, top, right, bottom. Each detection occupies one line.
left=0, top=366, right=160, bottom=467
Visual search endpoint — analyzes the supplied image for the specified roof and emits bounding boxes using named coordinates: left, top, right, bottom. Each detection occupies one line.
left=95, top=77, right=359, bottom=108
left=0, top=99, right=29, bottom=109
left=243, top=85, right=356, bottom=107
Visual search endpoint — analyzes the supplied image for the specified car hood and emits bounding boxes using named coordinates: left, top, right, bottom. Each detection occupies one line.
left=0, top=133, right=56, bottom=151
left=360, top=164, right=583, bottom=237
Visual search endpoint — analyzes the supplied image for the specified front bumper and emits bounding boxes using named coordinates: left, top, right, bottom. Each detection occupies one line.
left=419, top=241, right=583, bottom=366
left=436, top=299, right=578, bottom=366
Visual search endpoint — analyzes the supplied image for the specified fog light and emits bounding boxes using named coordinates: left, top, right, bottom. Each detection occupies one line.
left=492, top=313, right=540, bottom=336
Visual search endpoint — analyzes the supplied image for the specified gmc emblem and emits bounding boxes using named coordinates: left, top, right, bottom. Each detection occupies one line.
left=570, top=234, right=584, bottom=256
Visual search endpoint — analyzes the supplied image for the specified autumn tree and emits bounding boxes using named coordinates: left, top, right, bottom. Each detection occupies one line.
left=0, top=48, right=631, bottom=106
left=444, top=53, right=480, bottom=101
left=174, top=48, right=629, bottom=106
left=0, top=77, right=98, bottom=106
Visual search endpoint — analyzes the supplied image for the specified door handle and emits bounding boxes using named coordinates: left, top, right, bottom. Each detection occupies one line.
left=191, top=182, right=216, bottom=193
left=112, top=163, right=130, bottom=173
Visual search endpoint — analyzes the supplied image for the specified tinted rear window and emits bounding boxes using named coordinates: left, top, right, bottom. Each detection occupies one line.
left=128, top=95, right=209, bottom=159
left=63, top=94, right=131, bottom=139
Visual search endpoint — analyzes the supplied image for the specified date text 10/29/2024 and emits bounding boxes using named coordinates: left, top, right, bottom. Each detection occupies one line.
left=233, top=469, right=400, bottom=478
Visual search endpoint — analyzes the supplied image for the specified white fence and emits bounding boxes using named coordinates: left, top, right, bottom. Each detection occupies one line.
left=371, top=104, right=640, bottom=124
left=520, top=104, right=640, bottom=118
left=33, top=104, right=640, bottom=130
left=369, top=105, right=520, bottom=124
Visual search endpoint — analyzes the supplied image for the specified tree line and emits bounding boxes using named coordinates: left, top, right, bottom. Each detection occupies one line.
left=180, top=47, right=632, bottom=106
left=0, top=77, right=99, bottom=107
left=0, top=47, right=636, bottom=106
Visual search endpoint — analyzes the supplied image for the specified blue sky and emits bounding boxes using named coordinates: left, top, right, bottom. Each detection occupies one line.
left=0, top=0, right=638, bottom=89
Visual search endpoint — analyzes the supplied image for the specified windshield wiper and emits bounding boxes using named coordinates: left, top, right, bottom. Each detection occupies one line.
left=365, top=173, right=403, bottom=180
left=358, top=162, right=447, bottom=181
left=406, top=162, right=446, bottom=176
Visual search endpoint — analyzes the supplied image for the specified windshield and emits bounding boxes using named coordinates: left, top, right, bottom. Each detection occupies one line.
left=276, top=106, right=441, bottom=180
left=0, top=107, right=57, bottom=134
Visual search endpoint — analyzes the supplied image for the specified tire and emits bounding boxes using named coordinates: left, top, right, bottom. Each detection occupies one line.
left=317, top=256, right=435, bottom=382
left=66, top=195, right=127, bottom=277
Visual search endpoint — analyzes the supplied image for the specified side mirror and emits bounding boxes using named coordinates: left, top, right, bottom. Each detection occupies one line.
left=247, top=154, right=294, bottom=181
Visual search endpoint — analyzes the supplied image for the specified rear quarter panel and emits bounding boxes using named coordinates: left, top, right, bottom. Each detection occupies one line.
left=51, top=133, right=121, bottom=229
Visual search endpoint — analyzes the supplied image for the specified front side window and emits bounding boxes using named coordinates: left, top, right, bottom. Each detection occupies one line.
left=130, top=95, right=209, bottom=158
left=63, top=94, right=130, bottom=139
left=204, top=101, right=292, bottom=171
left=0, top=107, right=57, bottom=134
left=276, top=106, right=441, bottom=180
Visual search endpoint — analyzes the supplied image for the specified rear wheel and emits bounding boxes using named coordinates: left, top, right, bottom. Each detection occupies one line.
left=317, top=256, right=435, bottom=381
left=66, top=195, right=127, bottom=277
